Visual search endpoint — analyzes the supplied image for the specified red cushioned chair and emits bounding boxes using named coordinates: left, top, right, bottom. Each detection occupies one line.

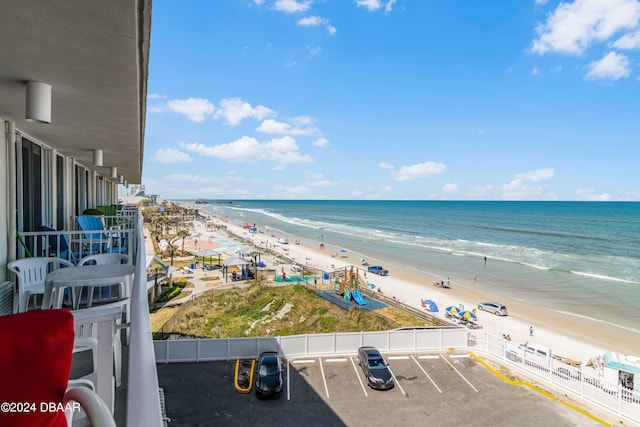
left=0, top=309, right=115, bottom=427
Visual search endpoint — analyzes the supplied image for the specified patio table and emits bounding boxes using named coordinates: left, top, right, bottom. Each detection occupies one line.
left=43, top=263, right=135, bottom=310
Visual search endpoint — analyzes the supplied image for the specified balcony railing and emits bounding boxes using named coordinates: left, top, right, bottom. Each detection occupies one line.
left=11, top=208, right=163, bottom=426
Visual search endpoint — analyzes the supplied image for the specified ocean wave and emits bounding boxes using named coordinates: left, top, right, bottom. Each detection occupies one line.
left=550, top=310, right=640, bottom=334
left=570, top=271, right=639, bottom=285
left=217, top=203, right=639, bottom=284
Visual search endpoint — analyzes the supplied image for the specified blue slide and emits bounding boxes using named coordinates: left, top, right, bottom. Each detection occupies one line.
left=351, top=289, right=367, bottom=306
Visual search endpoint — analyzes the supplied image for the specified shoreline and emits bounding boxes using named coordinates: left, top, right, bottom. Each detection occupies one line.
left=182, top=206, right=639, bottom=366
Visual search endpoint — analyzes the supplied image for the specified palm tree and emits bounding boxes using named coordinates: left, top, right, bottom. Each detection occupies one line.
left=177, top=229, right=190, bottom=254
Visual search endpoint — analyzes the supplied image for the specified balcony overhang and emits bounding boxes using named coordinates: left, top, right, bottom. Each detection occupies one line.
left=0, top=0, right=152, bottom=183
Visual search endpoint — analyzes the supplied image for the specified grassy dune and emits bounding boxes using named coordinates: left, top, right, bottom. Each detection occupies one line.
left=152, top=283, right=429, bottom=338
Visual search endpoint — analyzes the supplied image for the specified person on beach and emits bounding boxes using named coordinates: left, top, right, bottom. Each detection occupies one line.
left=473, top=273, right=477, bottom=281
left=529, top=326, right=534, bottom=336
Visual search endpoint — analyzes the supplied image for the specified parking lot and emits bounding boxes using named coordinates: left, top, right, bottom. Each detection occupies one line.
left=158, top=352, right=606, bottom=426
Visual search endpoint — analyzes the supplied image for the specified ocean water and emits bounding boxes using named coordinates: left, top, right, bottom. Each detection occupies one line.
left=178, top=200, right=640, bottom=333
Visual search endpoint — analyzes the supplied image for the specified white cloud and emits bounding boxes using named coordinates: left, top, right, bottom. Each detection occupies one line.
left=254, top=0, right=265, bottom=4
left=576, top=186, right=613, bottom=200
left=356, top=0, right=395, bottom=12
left=290, top=116, right=315, bottom=125
left=298, top=16, right=337, bottom=34
left=442, top=183, right=459, bottom=194
left=531, top=67, right=539, bottom=76
left=166, top=98, right=215, bottom=122
left=531, top=0, right=640, bottom=55
left=274, top=0, right=312, bottom=13
left=384, top=0, right=397, bottom=14
left=497, top=168, right=555, bottom=199
left=356, top=0, right=382, bottom=11
left=272, top=184, right=312, bottom=195
left=613, top=29, right=640, bottom=48
left=585, top=51, right=631, bottom=79
left=535, top=0, right=549, bottom=5
left=166, top=174, right=216, bottom=183
left=215, top=98, right=275, bottom=126
left=179, top=136, right=311, bottom=167
left=516, top=168, right=554, bottom=182
left=307, top=179, right=337, bottom=187
left=152, top=148, right=193, bottom=163
left=311, top=137, right=329, bottom=147
left=394, top=162, right=447, bottom=181
left=257, top=119, right=318, bottom=136
left=378, top=162, right=395, bottom=170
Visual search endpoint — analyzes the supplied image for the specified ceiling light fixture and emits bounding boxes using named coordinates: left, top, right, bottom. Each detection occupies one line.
left=25, top=81, right=52, bottom=124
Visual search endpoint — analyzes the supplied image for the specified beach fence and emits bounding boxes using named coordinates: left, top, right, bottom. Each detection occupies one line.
left=470, top=332, right=640, bottom=424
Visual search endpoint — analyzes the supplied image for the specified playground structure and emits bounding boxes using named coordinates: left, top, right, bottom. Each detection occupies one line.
left=334, top=266, right=367, bottom=306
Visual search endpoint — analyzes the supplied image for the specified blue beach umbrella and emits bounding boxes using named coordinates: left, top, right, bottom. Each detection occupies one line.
left=423, top=299, right=438, bottom=312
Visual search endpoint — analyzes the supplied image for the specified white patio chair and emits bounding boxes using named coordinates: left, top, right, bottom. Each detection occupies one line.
left=73, top=299, right=128, bottom=387
left=7, top=257, right=74, bottom=312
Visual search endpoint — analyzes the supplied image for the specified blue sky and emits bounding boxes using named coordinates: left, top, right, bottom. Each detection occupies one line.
left=143, top=0, right=640, bottom=201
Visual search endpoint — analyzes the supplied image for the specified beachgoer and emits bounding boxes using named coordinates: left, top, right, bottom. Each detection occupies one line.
left=473, top=273, right=477, bottom=281
left=506, top=335, right=511, bottom=341
left=529, top=326, right=534, bottom=336
left=484, top=256, right=487, bottom=264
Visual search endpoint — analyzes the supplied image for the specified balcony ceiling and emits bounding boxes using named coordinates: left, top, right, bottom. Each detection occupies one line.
left=0, top=0, right=152, bottom=184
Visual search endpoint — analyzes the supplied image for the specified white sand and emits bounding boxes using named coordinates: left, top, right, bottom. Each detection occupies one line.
left=187, top=213, right=639, bottom=367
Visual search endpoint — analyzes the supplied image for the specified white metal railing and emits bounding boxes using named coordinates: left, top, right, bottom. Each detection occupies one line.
left=469, top=331, right=640, bottom=424
left=153, top=327, right=468, bottom=363
left=19, top=224, right=135, bottom=264
left=126, top=212, right=163, bottom=426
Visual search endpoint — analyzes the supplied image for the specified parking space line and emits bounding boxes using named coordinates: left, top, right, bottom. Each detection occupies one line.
left=292, top=359, right=315, bottom=364
left=388, top=356, right=409, bottom=360
left=350, top=356, right=369, bottom=397
left=286, top=359, right=291, bottom=401
left=440, top=354, right=478, bottom=392
left=418, top=355, right=439, bottom=360
left=411, top=355, right=442, bottom=393
left=450, top=354, right=470, bottom=359
left=319, top=358, right=330, bottom=399
left=387, top=366, right=406, bottom=396
left=325, top=358, right=348, bottom=363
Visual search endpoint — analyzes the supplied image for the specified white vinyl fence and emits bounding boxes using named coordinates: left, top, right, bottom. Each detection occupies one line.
left=154, top=327, right=467, bottom=363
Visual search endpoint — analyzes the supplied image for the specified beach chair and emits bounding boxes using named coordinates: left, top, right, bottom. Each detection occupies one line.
left=38, top=225, right=86, bottom=264
left=77, top=215, right=128, bottom=255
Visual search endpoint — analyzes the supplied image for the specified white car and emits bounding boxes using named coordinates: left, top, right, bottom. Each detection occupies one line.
left=278, top=238, right=289, bottom=244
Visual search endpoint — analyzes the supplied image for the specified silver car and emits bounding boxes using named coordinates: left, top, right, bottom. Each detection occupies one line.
left=477, top=302, right=508, bottom=316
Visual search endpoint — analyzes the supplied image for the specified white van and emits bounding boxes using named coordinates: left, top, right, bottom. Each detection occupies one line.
left=278, top=238, right=289, bottom=244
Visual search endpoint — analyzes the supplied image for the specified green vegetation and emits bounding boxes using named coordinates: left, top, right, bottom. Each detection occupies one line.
left=154, top=283, right=429, bottom=339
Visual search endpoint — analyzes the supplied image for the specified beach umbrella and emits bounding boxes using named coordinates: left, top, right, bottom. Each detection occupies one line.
left=423, top=299, right=438, bottom=312
left=339, top=248, right=348, bottom=253
left=459, top=311, right=477, bottom=320
left=445, top=306, right=459, bottom=314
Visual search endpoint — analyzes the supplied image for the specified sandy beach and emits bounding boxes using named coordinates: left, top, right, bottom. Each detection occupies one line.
left=180, top=210, right=639, bottom=368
